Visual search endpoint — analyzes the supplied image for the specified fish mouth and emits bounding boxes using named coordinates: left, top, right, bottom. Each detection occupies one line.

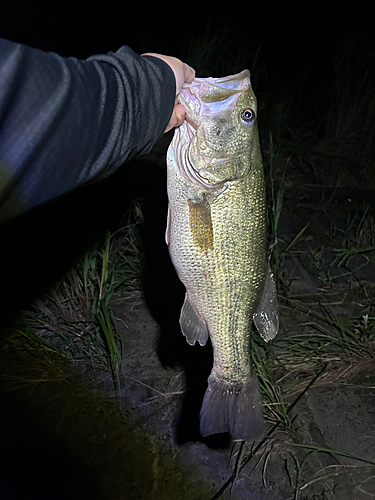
left=174, top=69, right=251, bottom=189
left=179, top=69, right=250, bottom=113
left=182, top=69, right=250, bottom=88
left=177, top=68, right=251, bottom=164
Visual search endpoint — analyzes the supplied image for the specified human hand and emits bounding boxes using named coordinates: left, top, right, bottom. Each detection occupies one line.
left=142, top=53, right=195, bottom=132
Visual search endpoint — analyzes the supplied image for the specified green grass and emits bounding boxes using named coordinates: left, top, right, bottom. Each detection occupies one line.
left=23, top=203, right=144, bottom=388
left=330, top=207, right=375, bottom=270
left=263, top=131, right=310, bottom=290
left=250, top=298, right=374, bottom=425
left=251, top=331, right=295, bottom=436
left=0, top=325, right=71, bottom=393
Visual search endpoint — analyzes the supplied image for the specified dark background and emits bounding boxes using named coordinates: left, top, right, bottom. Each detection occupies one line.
left=0, top=0, right=374, bottom=80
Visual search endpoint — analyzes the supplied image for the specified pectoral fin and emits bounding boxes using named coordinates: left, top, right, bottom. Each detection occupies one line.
left=253, top=266, right=279, bottom=342
left=188, top=195, right=213, bottom=253
left=180, top=294, right=209, bottom=346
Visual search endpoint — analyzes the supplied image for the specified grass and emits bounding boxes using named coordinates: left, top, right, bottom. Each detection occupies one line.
left=22, top=202, right=144, bottom=388
left=281, top=445, right=375, bottom=500
left=251, top=300, right=374, bottom=420
left=330, top=207, right=375, bottom=270
left=263, top=131, right=310, bottom=290
left=0, top=325, right=72, bottom=394
left=251, top=331, right=295, bottom=436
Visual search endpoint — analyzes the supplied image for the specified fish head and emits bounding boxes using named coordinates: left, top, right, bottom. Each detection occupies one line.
left=174, top=70, right=260, bottom=189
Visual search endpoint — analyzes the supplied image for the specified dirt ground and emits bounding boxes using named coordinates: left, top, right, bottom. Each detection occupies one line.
left=0, top=138, right=374, bottom=500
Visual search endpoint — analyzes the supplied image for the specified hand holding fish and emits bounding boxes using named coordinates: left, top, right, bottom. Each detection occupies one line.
left=142, top=53, right=195, bottom=132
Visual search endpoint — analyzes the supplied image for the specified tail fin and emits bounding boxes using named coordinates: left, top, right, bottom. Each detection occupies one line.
left=199, top=374, right=265, bottom=441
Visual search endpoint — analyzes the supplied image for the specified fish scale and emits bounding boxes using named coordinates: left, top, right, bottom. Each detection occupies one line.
left=166, top=70, right=278, bottom=441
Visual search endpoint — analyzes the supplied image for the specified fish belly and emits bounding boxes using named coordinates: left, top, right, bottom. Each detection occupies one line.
left=167, top=147, right=267, bottom=441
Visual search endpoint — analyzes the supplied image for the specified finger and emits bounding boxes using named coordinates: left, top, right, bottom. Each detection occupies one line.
left=164, top=104, right=186, bottom=133
left=174, top=104, right=185, bottom=124
left=183, top=63, right=195, bottom=84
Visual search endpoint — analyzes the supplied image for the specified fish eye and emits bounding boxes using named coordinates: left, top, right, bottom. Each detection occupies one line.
left=240, top=108, right=255, bottom=124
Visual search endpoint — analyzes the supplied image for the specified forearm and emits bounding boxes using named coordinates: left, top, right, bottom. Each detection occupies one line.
left=0, top=39, right=175, bottom=221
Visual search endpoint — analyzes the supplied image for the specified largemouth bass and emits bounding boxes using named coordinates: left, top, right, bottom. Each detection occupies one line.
left=166, top=70, right=279, bottom=441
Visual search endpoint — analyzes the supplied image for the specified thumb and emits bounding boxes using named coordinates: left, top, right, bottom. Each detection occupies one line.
left=142, top=53, right=195, bottom=94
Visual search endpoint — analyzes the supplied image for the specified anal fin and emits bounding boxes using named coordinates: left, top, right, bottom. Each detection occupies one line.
left=180, top=294, right=209, bottom=346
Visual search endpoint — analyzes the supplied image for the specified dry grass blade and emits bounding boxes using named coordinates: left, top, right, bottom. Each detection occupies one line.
left=0, top=327, right=72, bottom=396
left=299, top=465, right=375, bottom=492
left=279, top=444, right=375, bottom=499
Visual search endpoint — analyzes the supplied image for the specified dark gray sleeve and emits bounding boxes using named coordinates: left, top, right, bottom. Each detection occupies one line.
left=0, top=39, right=176, bottom=221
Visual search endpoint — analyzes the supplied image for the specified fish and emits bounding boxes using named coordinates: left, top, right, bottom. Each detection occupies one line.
left=165, top=70, right=279, bottom=441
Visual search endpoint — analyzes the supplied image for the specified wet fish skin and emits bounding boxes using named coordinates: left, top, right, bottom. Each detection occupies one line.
left=166, top=70, right=278, bottom=441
